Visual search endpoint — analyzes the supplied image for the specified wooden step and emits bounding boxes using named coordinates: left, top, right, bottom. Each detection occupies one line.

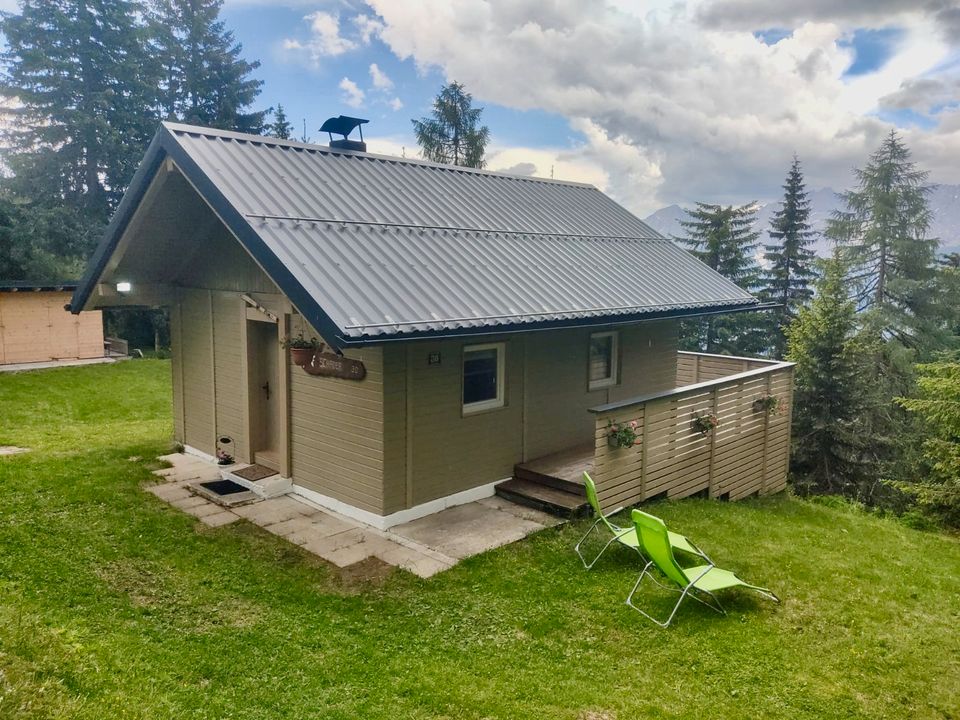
left=494, top=478, right=590, bottom=519
left=513, top=465, right=586, bottom=496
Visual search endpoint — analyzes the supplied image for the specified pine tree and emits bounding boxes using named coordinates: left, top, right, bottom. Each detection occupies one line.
left=787, top=258, right=884, bottom=496
left=761, top=156, right=817, bottom=357
left=270, top=104, right=292, bottom=140
left=1, top=0, right=161, bottom=219
left=828, top=131, right=940, bottom=350
left=677, top=202, right=764, bottom=354
left=894, top=353, right=960, bottom=528
left=149, top=0, right=265, bottom=133
left=412, top=82, right=490, bottom=168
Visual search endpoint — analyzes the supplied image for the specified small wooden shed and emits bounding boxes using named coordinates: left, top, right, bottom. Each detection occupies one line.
left=0, top=281, right=105, bottom=365
left=70, top=123, right=792, bottom=529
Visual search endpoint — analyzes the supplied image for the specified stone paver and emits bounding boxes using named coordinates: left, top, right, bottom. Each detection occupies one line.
left=233, top=496, right=310, bottom=526
left=183, top=501, right=224, bottom=519
left=146, top=453, right=562, bottom=579
left=373, top=542, right=454, bottom=578
left=146, top=483, right=192, bottom=502
left=201, top=510, right=240, bottom=527
left=169, top=495, right=209, bottom=511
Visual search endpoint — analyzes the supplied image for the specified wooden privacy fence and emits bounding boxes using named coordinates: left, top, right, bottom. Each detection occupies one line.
left=590, top=353, right=794, bottom=509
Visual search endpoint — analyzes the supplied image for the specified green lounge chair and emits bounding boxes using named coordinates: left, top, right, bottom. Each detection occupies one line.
left=574, top=473, right=709, bottom=569
left=626, top=508, right=780, bottom=627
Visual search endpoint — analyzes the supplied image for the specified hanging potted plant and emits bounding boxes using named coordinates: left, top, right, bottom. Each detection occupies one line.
left=607, top=419, right=640, bottom=449
left=691, top=412, right=720, bottom=436
left=282, top=333, right=321, bottom=367
left=752, top=395, right=781, bottom=415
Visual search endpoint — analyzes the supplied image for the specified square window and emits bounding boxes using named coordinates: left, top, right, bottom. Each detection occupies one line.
left=589, top=331, right=619, bottom=390
left=463, top=343, right=505, bottom=413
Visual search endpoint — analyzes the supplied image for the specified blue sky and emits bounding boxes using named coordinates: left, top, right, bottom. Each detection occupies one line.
left=223, top=3, right=586, bottom=150
left=218, top=1, right=960, bottom=214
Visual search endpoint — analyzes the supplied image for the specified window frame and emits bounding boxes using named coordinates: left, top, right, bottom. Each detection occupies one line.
left=588, top=330, right=620, bottom=391
left=461, top=342, right=506, bottom=415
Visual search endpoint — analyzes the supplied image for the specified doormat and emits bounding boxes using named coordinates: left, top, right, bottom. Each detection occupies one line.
left=233, top=464, right=278, bottom=482
left=198, top=479, right=250, bottom=496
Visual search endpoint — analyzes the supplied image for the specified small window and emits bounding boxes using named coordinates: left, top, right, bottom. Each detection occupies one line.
left=589, top=331, right=619, bottom=390
left=463, top=343, right=505, bottom=413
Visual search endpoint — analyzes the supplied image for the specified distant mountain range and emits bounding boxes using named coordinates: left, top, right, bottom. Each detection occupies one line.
left=643, top=184, right=960, bottom=257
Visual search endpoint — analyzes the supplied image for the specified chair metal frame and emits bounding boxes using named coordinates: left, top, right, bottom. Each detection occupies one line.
left=624, top=509, right=780, bottom=627
left=574, top=509, right=644, bottom=569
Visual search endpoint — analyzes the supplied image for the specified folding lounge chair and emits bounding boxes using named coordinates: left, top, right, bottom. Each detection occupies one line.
left=625, top=508, right=780, bottom=627
left=574, top=473, right=710, bottom=569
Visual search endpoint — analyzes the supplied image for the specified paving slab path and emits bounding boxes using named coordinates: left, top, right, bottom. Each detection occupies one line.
left=148, top=453, right=560, bottom=578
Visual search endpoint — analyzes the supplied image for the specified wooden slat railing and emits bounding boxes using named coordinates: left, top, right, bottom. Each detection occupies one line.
left=590, top=352, right=794, bottom=509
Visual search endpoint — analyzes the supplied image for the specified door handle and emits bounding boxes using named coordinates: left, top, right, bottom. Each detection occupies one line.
left=261, top=381, right=271, bottom=399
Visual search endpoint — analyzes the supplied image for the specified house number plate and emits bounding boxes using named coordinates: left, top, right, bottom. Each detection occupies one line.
left=301, top=352, right=367, bottom=381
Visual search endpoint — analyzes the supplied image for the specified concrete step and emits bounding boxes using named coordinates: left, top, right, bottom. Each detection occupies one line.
left=220, top=466, right=292, bottom=499
left=494, top=478, right=590, bottom=519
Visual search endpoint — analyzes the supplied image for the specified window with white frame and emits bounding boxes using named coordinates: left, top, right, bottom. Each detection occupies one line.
left=588, top=331, right=619, bottom=390
left=462, top=343, right=505, bottom=413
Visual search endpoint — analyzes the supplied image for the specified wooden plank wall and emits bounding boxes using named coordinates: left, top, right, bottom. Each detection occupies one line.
left=0, top=292, right=104, bottom=365
left=288, top=315, right=387, bottom=515
left=594, top=354, right=794, bottom=509
left=178, top=289, right=216, bottom=455
left=676, top=351, right=773, bottom=385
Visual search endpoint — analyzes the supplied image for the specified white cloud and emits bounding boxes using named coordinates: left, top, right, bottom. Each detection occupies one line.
left=354, top=13, right=385, bottom=44
left=365, top=0, right=960, bottom=214
left=389, top=97, right=404, bottom=111
left=339, top=77, right=365, bottom=108
left=282, top=11, right=356, bottom=63
left=369, top=62, right=394, bottom=90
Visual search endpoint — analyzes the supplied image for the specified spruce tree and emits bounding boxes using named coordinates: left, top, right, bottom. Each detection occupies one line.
left=761, top=156, right=817, bottom=357
left=412, top=82, right=490, bottom=168
left=270, top=104, right=292, bottom=140
left=894, top=353, right=960, bottom=528
left=1, top=0, right=160, bottom=218
left=677, top=202, right=764, bottom=354
left=828, top=131, right=940, bottom=350
left=787, top=259, right=884, bottom=496
left=149, top=0, right=265, bottom=133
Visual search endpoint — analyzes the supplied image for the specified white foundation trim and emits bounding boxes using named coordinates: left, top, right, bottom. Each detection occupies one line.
left=291, top=478, right=506, bottom=531
left=183, top=445, right=218, bottom=464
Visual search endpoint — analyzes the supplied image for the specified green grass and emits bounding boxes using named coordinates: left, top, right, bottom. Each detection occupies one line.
left=1, top=360, right=958, bottom=719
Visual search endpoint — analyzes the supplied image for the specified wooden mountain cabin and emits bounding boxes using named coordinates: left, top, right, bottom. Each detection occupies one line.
left=0, top=281, right=106, bottom=366
left=70, top=121, right=794, bottom=529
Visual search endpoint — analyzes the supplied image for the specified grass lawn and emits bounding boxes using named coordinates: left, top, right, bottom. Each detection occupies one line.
left=1, top=360, right=958, bottom=719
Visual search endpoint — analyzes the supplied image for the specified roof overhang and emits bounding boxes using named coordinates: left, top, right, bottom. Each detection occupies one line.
left=70, top=124, right=350, bottom=349
left=1, top=281, right=78, bottom=292
left=333, top=301, right=776, bottom=347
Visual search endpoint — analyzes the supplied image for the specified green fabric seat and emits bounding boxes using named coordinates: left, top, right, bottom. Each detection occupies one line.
left=575, top=473, right=710, bottom=569
left=625, top=508, right=780, bottom=627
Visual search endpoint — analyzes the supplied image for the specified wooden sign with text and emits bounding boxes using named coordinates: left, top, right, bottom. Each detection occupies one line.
left=300, top=351, right=367, bottom=381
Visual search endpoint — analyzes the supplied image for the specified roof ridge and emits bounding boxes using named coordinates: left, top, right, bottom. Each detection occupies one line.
left=161, top=121, right=598, bottom=189
left=242, top=211, right=667, bottom=241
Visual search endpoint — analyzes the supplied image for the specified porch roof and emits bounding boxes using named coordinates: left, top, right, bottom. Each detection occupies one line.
left=71, top=122, right=759, bottom=348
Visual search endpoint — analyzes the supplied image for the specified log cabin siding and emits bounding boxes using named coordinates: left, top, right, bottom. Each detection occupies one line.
left=380, top=321, right=679, bottom=510
left=212, top=292, right=247, bottom=461
left=178, top=289, right=215, bottom=455
left=287, top=315, right=387, bottom=514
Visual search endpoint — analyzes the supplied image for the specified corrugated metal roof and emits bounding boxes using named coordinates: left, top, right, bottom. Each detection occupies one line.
left=166, top=123, right=660, bottom=238
left=73, top=123, right=759, bottom=347
left=248, top=219, right=754, bottom=340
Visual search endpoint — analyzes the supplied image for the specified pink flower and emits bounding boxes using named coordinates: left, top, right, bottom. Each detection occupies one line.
left=629, top=420, right=638, bottom=429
